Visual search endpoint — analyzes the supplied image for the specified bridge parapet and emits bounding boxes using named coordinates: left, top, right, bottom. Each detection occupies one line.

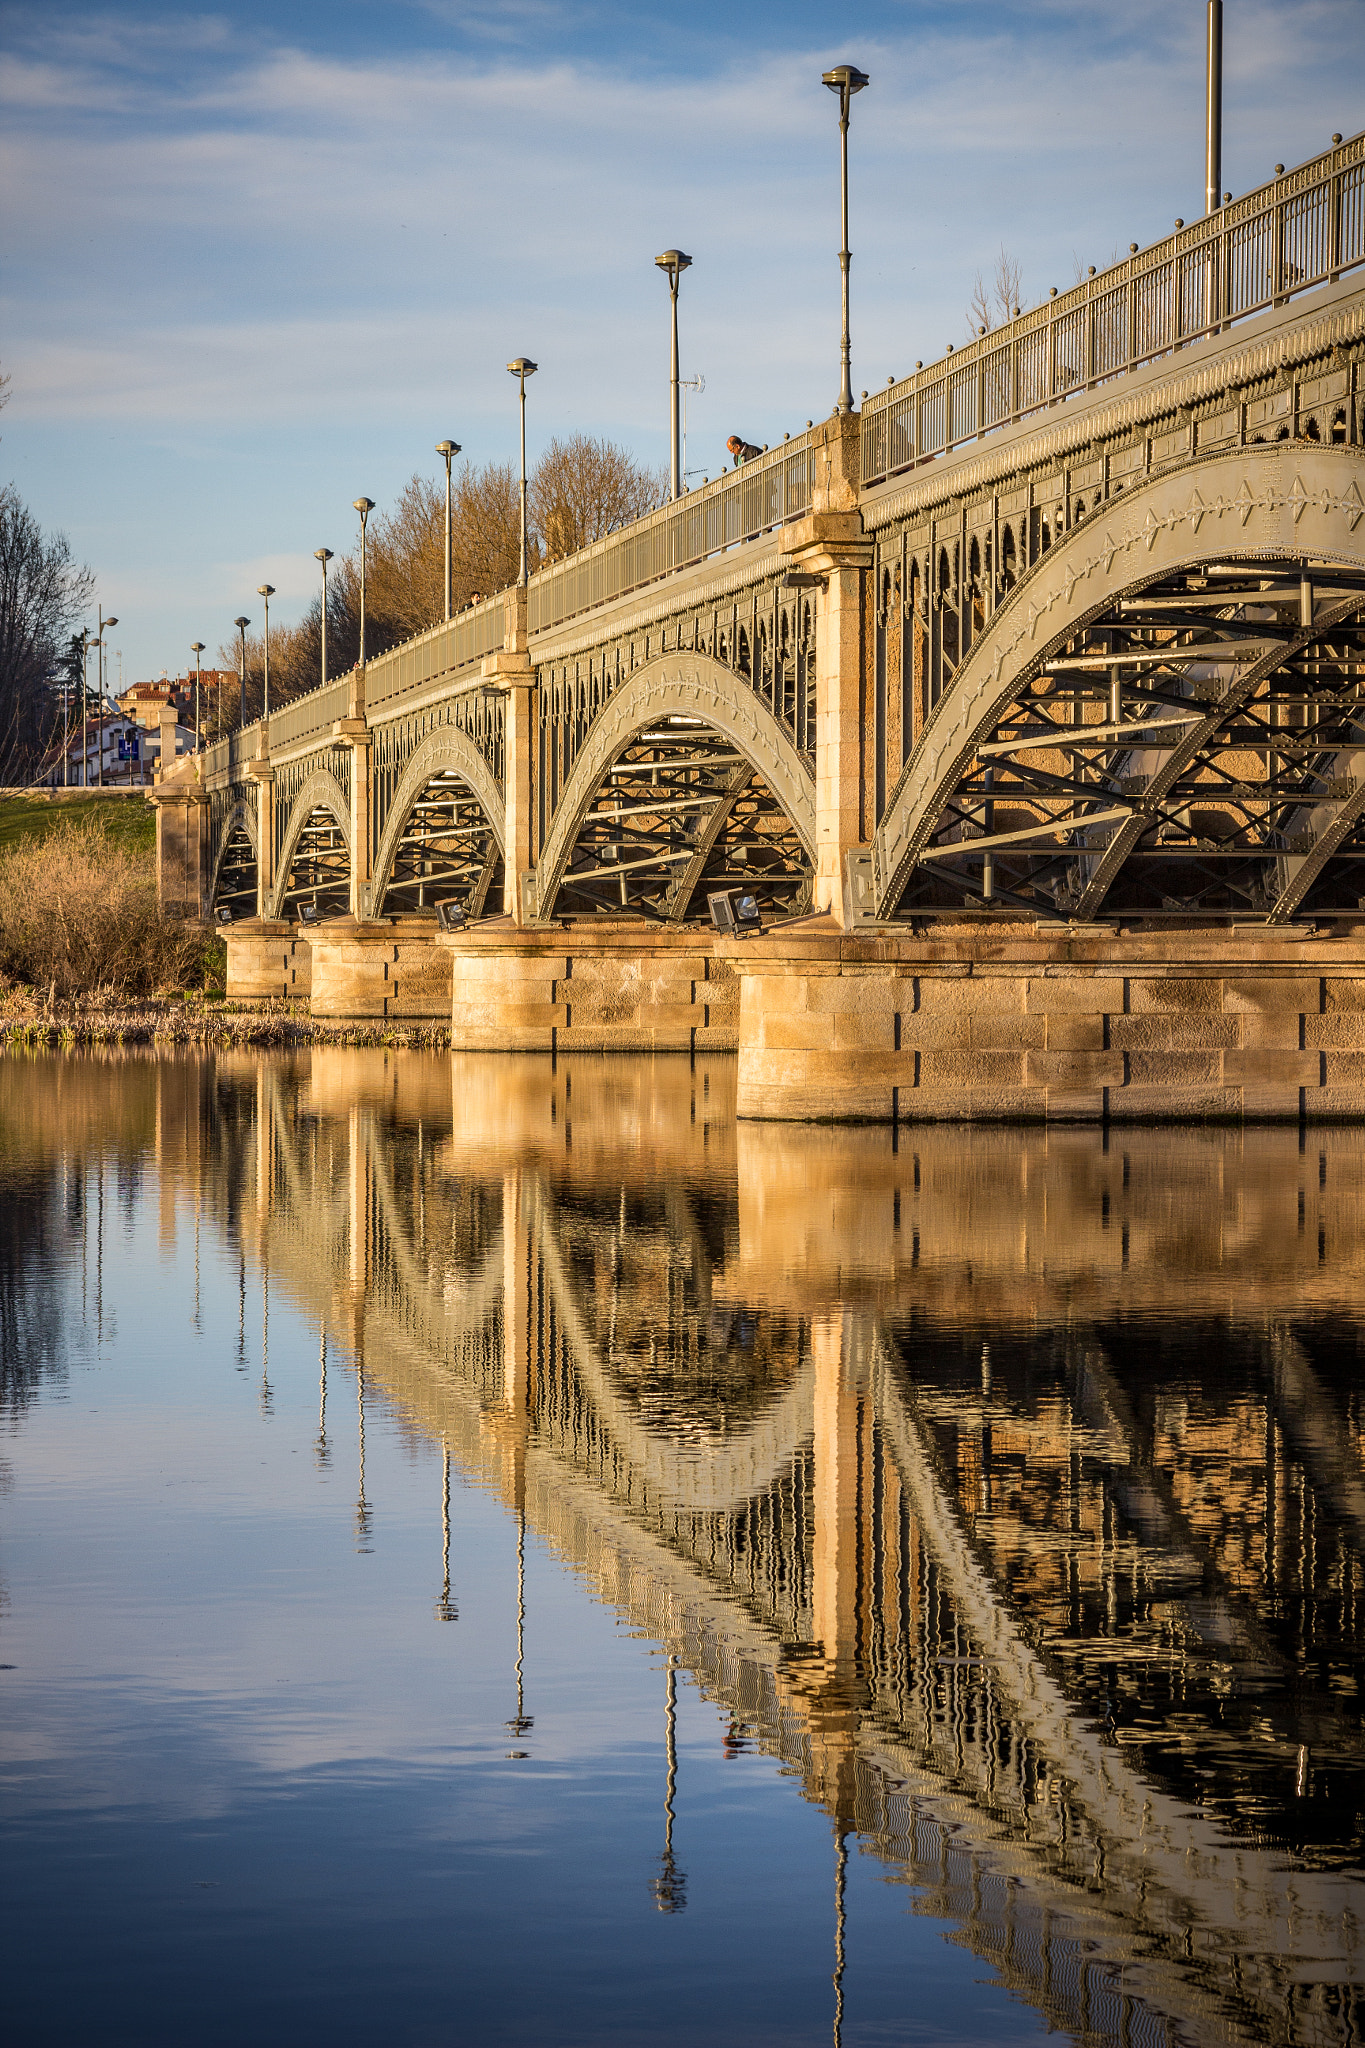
left=862, top=129, right=1364, bottom=485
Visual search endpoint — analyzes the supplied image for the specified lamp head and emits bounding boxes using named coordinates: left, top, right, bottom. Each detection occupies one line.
left=823, top=63, right=870, bottom=100
left=506, top=358, right=538, bottom=380
left=353, top=497, right=375, bottom=521
left=191, top=642, right=205, bottom=656
left=655, top=249, right=693, bottom=288
left=104, top=616, right=118, bottom=630
left=257, top=583, right=275, bottom=599
left=314, top=547, right=333, bottom=563
left=234, top=616, right=250, bottom=632
left=435, top=439, right=460, bottom=458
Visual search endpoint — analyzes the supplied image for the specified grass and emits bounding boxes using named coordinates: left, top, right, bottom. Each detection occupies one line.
left=0, top=791, right=155, bottom=858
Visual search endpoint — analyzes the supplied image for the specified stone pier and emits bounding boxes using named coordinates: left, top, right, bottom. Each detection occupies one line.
left=722, top=915, right=1365, bottom=1123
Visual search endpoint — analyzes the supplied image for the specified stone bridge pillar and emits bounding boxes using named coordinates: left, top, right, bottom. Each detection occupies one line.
left=150, top=776, right=208, bottom=919
left=780, top=413, right=873, bottom=925
left=482, top=588, right=535, bottom=923
left=333, top=665, right=372, bottom=919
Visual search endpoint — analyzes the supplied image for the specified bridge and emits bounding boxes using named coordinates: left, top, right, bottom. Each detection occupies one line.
left=152, top=136, right=1365, bottom=1120
left=124, top=1044, right=1365, bottom=2048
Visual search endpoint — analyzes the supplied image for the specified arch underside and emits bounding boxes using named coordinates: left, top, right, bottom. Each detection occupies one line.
left=275, top=804, right=351, bottom=919
left=209, top=805, right=258, bottom=917
left=536, top=658, right=816, bottom=923
left=377, top=771, right=504, bottom=917
left=874, top=447, right=1365, bottom=925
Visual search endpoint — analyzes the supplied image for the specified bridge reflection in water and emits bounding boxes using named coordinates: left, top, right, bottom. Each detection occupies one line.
left=157, top=1049, right=1365, bottom=2048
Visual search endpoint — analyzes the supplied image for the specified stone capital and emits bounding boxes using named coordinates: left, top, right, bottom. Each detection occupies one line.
left=481, top=646, right=535, bottom=688
left=779, top=510, right=874, bottom=575
left=246, top=758, right=275, bottom=783
left=503, top=586, right=529, bottom=656
left=332, top=717, right=370, bottom=743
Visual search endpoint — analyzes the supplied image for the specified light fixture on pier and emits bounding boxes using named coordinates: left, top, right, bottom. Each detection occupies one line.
left=708, top=888, right=764, bottom=938
left=315, top=549, right=333, bottom=688
left=506, top=360, right=537, bottom=587
left=654, top=251, right=692, bottom=501
left=257, top=585, right=275, bottom=721
left=822, top=63, right=869, bottom=416
left=435, top=440, right=461, bottom=622
left=436, top=899, right=467, bottom=933
left=353, top=499, right=375, bottom=664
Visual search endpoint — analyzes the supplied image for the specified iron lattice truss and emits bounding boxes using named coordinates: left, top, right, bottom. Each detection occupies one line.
left=552, top=717, right=812, bottom=921
left=895, top=557, right=1365, bottom=924
left=279, top=806, right=350, bottom=918
left=378, top=770, right=503, bottom=917
left=213, top=821, right=258, bottom=916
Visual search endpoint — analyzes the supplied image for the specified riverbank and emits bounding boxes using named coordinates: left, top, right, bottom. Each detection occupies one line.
left=0, top=983, right=454, bottom=1050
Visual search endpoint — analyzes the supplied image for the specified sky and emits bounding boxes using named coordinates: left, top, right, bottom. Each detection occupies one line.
left=2, top=0, right=1361, bottom=685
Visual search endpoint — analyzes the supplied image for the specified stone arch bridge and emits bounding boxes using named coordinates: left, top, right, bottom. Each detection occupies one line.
left=154, top=136, right=1365, bottom=1119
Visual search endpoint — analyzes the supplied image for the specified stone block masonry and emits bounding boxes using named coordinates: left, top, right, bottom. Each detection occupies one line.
left=725, top=918, right=1365, bottom=1124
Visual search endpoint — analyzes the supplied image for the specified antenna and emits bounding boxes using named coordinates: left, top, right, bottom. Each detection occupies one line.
left=681, top=373, right=706, bottom=484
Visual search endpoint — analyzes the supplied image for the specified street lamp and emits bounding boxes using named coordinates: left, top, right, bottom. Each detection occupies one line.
left=94, top=606, right=117, bottom=786
left=314, top=549, right=333, bottom=687
left=506, top=359, right=537, bottom=587
left=234, top=616, right=250, bottom=734
left=79, top=627, right=92, bottom=788
left=435, top=440, right=461, bottom=622
left=654, top=251, right=692, bottom=501
left=190, top=642, right=205, bottom=754
left=822, top=63, right=870, bottom=416
left=257, top=584, right=275, bottom=722
left=353, top=498, right=375, bottom=663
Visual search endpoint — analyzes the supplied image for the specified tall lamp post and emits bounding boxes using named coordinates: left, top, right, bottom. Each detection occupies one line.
left=654, top=251, right=692, bottom=501
left=233, top=615, right=250, bottom=735
left=257, top=584, right=275, bottom=722
left=94, top=605, right=117, bottom=786
left=435, top=440, right=461, bottom=621
left=822, top=63, right=869, bottom=416
left=190, top=642, right=205, bottom=755
left=315, top=549, right=333, bottom=687
left=1205, top=0, right=1223, bottom=217
left=353, top=498, right=375, bottom=664
left=506, top=360, right=537, bottom=587
left=79, top=627, right=92, bottom=788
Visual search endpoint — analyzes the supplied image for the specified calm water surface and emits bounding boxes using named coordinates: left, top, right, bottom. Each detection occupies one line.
left=2, top=1050, right=1364, bottom=2047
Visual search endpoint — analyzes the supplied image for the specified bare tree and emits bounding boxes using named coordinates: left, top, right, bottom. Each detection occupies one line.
left=966, top=248, right=1024, bottom=340
left=0, top=485, right=95, bottom=783
left=531, top=435, right=667, bottom=561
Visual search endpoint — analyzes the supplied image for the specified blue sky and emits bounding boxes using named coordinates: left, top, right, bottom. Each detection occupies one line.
left=2, top=0, right=1361, bottom=683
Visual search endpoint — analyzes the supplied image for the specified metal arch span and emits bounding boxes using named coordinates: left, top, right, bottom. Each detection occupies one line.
left=266, top=766, right=351, bottom=919
left=872, top=443, right=1365, bottom=920
left=207, top=798, right=257, bottom=910
left=533, top=654, right=816, bottom=922
left=368, top=723, right=505, bottom=917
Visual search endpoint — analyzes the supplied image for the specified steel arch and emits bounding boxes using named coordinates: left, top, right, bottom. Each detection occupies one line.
left=533, top=653, right=816, bottom=921
left=266, top=767, right=350, bottom=919
left=207, top=798, right=258, bottom=911
left=368, top=723, right=505, bottom=916
left=872, top=444, right=1365, bottom=919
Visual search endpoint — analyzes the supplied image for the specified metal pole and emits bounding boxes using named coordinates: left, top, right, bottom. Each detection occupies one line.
left=823, top=66, right=869, bottom=416
left=191, top=642, right=204, bottom=754
left=234, top=616, right=249, bottom=736
left=353, top=499, right=374, bottom=664
left=436, top=442, right=460, bottom=621
left=315, top=550, right=333, bottom=687
left=654, top=254, right=692, bottom=501
left=96, top=606, right=104, bottom=787
left=257, top=584, right=274, bottom=722
left=81, top=629, right=89, bottom=788
left=1205, top=0, right=1223, bottom=217
left=506, top=362, right=537, bottom=587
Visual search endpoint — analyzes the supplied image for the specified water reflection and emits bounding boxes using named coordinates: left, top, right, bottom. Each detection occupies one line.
left=4, top=1047, right=1365, bottom=2045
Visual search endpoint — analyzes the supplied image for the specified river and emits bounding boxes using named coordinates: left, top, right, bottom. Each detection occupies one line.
left=2, top=1049, right=1363, bottom=2046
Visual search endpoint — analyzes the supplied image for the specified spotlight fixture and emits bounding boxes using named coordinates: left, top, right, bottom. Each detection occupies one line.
left=436, top=899, right=467, bottom=933
left=707, top=889, right=763, bottom=938
left=298, top=902, right=321, bottom=926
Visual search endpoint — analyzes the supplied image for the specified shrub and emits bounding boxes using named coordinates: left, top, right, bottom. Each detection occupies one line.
left=0, top=817, right=223, bottom=997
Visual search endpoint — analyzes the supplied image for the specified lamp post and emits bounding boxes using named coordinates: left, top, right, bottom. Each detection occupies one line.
left=95, top=605, right=117, bottom=786
left=257, top=584, right=274, bottom=722
left=314, top=549, right=333, bottom=687
left=80, top=627, right=92, bottom=788
left=233, top=616, right=249, bottom=735
left=190, top=642, right=205, bottom=755
left=506, top=360, right=537, bottom=586
left=822, top=63, right=869, bottom=416
left=1205, top=0, right=1223, bottom=217
left=353, top=499, right=375, bottom=664
left=654, top=252, right=692, bottom=501
left=435, top=440, right=461, bottom=621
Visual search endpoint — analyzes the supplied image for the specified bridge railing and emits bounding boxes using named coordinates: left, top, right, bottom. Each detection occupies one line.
left=362, top=596, right=506, bottom=717
left=526, top=431, right=815, bottom=635
left=861, top=129, right=1364, bottom=485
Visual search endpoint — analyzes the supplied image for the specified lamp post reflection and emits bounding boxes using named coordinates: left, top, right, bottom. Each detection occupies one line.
left=505, top=1507, right=533, bottom=1755
left=650, top=1653, right=687, bottom=1912
left=355, top=1357, right=372, bottom=1551
left=832, top=1828, right=848, bottom=2048
left=435, top=1440, right=456, bottom=1622
left=316, top=1329, right=329, bottom=1467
